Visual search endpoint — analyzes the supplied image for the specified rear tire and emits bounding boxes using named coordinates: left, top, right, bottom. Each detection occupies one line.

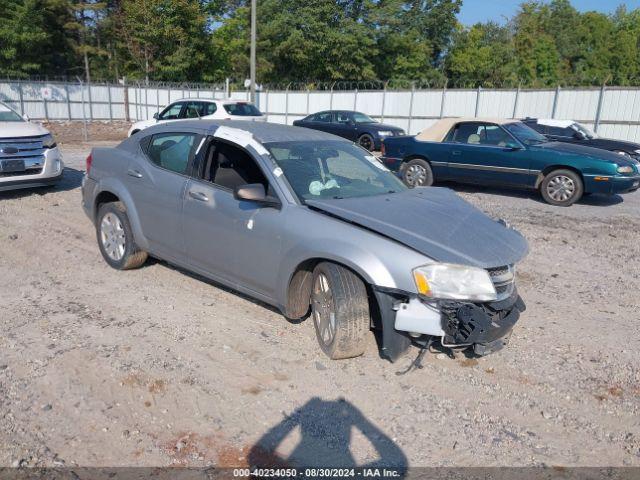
left=402, top=158, right=434, bottom=187
left=311, top=262, right=370, bottom=360
left=96, top=202, right=148, bottom=270
left=540, top=169, right=583, bottom=206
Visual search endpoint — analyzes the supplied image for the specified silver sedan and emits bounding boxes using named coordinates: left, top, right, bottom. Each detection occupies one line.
left=81, top=121, right=528, bottom=361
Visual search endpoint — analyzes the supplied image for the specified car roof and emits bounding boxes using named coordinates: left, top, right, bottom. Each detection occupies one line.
left=143, top=120, right=347, bottom=144
left=172, top=98, right=255, bottom=105
left=416, top=117, right=519, bottom=142
left=533, top=119, right=575, bottom=128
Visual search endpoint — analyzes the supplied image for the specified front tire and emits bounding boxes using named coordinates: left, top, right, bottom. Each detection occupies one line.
left=96, top=202, right=148, bottom=270
left=311, top=262, right=370, bottom=360
left=402, top=158, right=434, bottom=187
left=540, top=169, right=583, bottom=206
left=357, top=133, right=375, bottom=152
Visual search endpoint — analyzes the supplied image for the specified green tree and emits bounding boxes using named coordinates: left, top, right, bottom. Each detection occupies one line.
left=0, top=0, right=75, bottom=78
left=445, top=22, right=517, bottom=87
left=118, top=0, right=210, bottom=82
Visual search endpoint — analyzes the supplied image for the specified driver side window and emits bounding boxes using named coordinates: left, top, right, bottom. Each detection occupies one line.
left=200, top=140, right=270, bottom=193
left=159, top=103, right=184, bottom=120
left=452, top=123, right=514, bottom=147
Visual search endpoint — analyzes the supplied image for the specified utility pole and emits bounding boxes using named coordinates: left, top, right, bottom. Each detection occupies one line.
left=250, top=0, right=257, bottom=103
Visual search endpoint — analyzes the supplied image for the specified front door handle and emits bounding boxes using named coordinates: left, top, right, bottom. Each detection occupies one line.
left=127, top=169, right=143, bottom=178
left=188, top=190, right=209, bottom=202
left=452, top=150, right=462, bottom=156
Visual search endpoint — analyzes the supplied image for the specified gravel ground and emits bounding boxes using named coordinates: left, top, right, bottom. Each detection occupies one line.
left=0, top=141, right=639, bottom=469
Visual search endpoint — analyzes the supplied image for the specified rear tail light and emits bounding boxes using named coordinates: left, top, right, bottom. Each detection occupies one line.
left=86, top=153, right=92, bottom=174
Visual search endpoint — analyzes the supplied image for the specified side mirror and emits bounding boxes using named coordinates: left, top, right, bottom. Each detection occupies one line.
left=153, top=112, right=159, bottom=120
left=234, top=183, right=280, bottom=208
left=504, top=144, right=523, bottom=151
left=22, top=113, right=30, bottom=121
left=574, top=130, right=586, bottom=140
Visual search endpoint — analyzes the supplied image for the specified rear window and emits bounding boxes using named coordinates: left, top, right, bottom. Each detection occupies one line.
left=223, top=103, right=262, bottom=116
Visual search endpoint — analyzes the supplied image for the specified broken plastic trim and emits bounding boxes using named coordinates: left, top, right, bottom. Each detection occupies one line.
left=373, top=286, right=525, bottom=362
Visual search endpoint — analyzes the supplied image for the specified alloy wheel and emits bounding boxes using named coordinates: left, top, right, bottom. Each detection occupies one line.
left=312, top=273, right=336, bottom=346
left=100, top=212, right=126, bottom=261
left=358, top=135, right=373, bottom=151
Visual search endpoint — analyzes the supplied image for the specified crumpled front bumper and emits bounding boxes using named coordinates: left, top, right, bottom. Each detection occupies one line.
left=440, top=292, right=526, bottom=356
left=373, top=287, right=525, bottom=361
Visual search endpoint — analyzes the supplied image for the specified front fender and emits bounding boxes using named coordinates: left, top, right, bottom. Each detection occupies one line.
left=93, top=177, right=150, bottom=251
left=274, top=211, right=432, bottom=311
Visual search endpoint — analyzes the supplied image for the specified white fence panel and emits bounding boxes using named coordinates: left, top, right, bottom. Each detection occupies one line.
left=308, top=92, right=331, bottom=113
left=477, top=90, right=518, bottom=118
left=1, top=80, right=639, bottom=142
left=556, top=89, right=600, bottom=121
left=355, top=91, right=384, bottom=116
left=443, top=90, right=477, bottom=117
left=515, top=90, right=555, bottom=118
left=600, top=88, right=640, bottom=121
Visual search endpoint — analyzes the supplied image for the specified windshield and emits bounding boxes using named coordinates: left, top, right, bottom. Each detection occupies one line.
left=503, top=121, right=548, bottom=145
left=353, top=112, right=377, bottom=124
left=572, top=122, right=597, bottom=139
left=223, top=103, right=262, bottom=116
left=0, top=104, right=24, bottom=122
left=266, top=140, right=407, bottom=201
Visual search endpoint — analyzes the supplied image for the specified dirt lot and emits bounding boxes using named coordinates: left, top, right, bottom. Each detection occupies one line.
left=1, top=137, right=639, bottom=470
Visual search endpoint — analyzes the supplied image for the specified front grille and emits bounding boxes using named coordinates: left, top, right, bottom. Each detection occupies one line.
left=486, top=265, right=515, bottom=301
left=0, top=136, right=47, bottom=175
left=0, top=137, right=46, bottom=158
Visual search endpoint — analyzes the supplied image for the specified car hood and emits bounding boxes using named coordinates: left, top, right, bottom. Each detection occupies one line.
left=306, top=187, right=529, bottom=269
left=369, top=123, right=404, bottom=132
left=131, top=119, right=157, bottom=131
left=0, top=121, right=49, bottom=138
left=587, top=137, right=640, bottom=152
left=533, top=141, right=635, bottom=165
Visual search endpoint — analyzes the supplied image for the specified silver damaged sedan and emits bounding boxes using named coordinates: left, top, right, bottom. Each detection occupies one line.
left=81, top=121, right=528, bottom=361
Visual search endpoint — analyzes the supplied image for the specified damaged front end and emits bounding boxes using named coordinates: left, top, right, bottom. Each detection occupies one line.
left=372, top=265, right=526, bottom=362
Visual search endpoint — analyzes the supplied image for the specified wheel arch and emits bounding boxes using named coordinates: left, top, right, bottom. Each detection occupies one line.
left=283, top=256, right=381, bottom=320
left=92, top=180, right=150, bottom=250
left=403, top=154, right=432, bottom=165
left=535, top=165, right=584, bottom=188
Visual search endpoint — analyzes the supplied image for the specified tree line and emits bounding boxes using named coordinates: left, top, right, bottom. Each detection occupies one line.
left=1, top=0, right=639, bottom=87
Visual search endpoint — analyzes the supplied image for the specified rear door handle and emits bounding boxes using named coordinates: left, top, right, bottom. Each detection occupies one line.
left=452, top=150, right=462, bottom=156
left=127, top=169, right=143, bottom=178
left=188, top=190, right=209, bottom=202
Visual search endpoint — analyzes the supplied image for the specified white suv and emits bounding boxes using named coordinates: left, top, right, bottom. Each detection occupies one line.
left=0, top=102, right=63, bottom=192
left=128, top=98, right=265, bottom=136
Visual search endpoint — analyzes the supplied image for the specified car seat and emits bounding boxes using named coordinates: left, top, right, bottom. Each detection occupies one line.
left=467, top=133, right=481, bottom=144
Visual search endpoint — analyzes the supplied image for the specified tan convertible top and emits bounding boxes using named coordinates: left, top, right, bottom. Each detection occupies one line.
left=416, top=117, right=519, bottom=142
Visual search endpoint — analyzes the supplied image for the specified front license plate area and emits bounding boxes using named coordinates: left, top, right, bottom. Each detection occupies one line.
left=1, top=159, right=26, bottom=173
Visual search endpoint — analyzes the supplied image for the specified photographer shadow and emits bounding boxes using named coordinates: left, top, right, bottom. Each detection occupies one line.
left=247, top=397, right=407, bottom=471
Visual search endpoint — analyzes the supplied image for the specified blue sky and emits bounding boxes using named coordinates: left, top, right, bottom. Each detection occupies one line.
left=458, top=0, right=640, bottom=25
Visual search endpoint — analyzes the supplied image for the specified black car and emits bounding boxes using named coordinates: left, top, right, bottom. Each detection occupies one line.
left=292, top=110, right=405, bottom=151
left=523, top=118, right=640, bottom=160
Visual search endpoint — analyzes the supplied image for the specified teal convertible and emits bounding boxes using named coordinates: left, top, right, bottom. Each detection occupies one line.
left=381, top=117, right=640, bottom=206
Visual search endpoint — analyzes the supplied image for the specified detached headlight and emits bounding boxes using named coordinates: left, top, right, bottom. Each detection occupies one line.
left=378, top=131, right=394, bottom=136
left=41, top=133, right=56, bottom=149
left=617, top=166, right=634, bottom=174
left=413, top=263, right=497, bottom=302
